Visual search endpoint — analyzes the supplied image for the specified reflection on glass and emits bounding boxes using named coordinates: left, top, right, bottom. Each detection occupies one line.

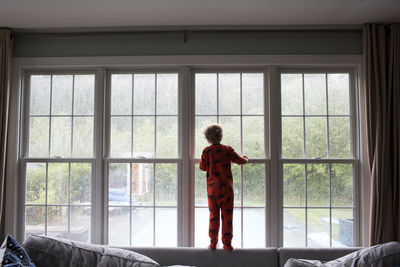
left=131, top=207, right=153, bottom=246
left=47, top=206, right=68, bottom=238
left=109, top=163, right=129, bottom=206
left=195, top=74, right=217, bottom=115
left=155, top=208, right=177, bottom=246
left=108, top=207, right=130, bottom=246
left=284, top=208, right=305, bottom=247
left=243, top=208, right=265, bottom=247
left=283, top=164, right=305, bottom=207
left=70, top=206, right=91, bottom=242
left=307, top=208, right=330, bottom=247
left=131, top=163, right=154, bottom=206
left=282, top=117, right=304, bottom=158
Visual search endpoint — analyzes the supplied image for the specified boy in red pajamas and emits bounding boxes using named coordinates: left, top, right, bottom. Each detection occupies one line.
left=199, top=124, right=248, bottom=251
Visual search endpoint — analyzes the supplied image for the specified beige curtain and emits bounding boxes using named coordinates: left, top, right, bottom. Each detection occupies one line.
left=0, top=29, right=13, bottom=241
left=363, top=24, right=400, bottom=245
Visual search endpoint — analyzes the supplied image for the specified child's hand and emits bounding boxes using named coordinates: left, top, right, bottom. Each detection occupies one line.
left=243, top=156, right=248, bottom=163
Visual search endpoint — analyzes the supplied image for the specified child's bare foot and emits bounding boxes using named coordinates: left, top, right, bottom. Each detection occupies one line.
left=223, top=244, right=233, bottom=251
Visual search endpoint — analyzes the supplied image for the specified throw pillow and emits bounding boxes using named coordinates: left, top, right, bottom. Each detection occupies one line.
left=0, top=235, right=36, bottom=267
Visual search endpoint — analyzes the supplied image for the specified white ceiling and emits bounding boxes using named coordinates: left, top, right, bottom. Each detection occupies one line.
left=1, top=0, right=399, bottom=30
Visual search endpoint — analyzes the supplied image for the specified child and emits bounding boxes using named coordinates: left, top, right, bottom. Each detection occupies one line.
left=199, top=124, right=248, bottom=251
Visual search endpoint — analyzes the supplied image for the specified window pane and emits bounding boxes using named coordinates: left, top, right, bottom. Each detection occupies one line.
left=155, top=164, right=177, bottom=206
left=195, top=164, right=207, bottom=206
left=134, top=74, right=155, bottom=115
left=282, top=117, right=304, bottom=158
left=109, top=163, right=129, bottom=206
left=232, top=207, right=242, bottom=248
left=329, top=117, right=351, bottom=158
left=26, top=163, right=46, bottom=205
left=70, top=163, right=91, bottom=205
left=281, top=74, right=303, bottom=115
left=304, top=74, right=326, bottom=115
left=132, top=163, right=154, bottom=206
left=283, top=164, right=305, bottom=207
left=29, top=117, right=49, bottom=157
left=307, top=164, right=329, bottom=207
left=219, top=116, right=240, bottom=153
left=243, top=116, right=264, bottom=158
left=50, top=117, right=71, bottom=157
left=195, top=208, right=208, bottom=247
left=110, top=116, right=131, bottom=157
left=133, top=116, right=154, bottom=157
left=73, top=117, right=93, bottom=157
left=232, top=164, right=241, bottom=207
left=331, top=164, right=353, bottom=207
left=242, top=73, right=263, bottom=114
left=195, top=116, right=217, bottom=158
left=157, top=74, right=178, bottom=115
left=47, top=206, right=68, bottom=238
left=155, top=208, right=177, bottom=246
left=52, top=75, right=73, bottom=115
left=305, top=117, right=327, bottom=158
left=328, top=74, right=350, bottom=115
left=243, top=208, right=265, bottom=247
left=47, top=163, right=69, bottom=205
left=243, top=164, right=265, bottom=207
left=111, top=74, right=132, bottom=115
left=74, top=75, right=95, bottom=115
left=284, top=208, right=305, bottom=247
left=25, top=206, right=45, bottom=239
left=219, top=73, right=240, bottom=115
left=70, top=206, right=91, bottom=242
left=30, top=75, right=51, bottom=115
left=131, top=207, right=153, bottom=246
left=195, top=74, right=217, bottom=115
left=156, top=117, right=178, bottom=158
left=332, top=209, right=353, bottom=247
left=108, top=207, right=130, bottom=246
left=307, top=208, right=330, bottom=247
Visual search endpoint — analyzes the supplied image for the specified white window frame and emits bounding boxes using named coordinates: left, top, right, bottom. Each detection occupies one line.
left=5, top=55, right=367, bottom=247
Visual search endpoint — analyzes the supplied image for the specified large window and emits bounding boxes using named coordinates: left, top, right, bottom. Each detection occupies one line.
left=19, top=64, right=359, bottom=248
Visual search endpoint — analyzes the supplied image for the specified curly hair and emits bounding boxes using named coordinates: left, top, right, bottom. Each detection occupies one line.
left=204, top=124, right=223, bottom=144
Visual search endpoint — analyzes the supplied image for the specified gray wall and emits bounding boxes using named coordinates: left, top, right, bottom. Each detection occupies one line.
left=13, top=30, right=362, bottom=57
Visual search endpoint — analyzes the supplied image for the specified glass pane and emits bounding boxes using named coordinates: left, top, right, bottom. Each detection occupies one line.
left=108, top=207, right=130, bottom=246
left=70, top=206, right=91, bottom=242
left=25, top=206, right=45, bottom=239
left=30, top=75, right=51, bottom=115
left=26, top=163, right=46, bottom=204
left=219, top=73, right=240, bottom=115
left=47, top=206, right=68, bottom=238
left=332, top=209, right=353, bottom=247
left=242, top=73, right=263, bottom=115
left=133, top=116, right=154, bottom=157
left=332, top=164, right=353, bottom=207
left=243, top=208, right=265, bottom=247
left=305, top=117, right=327, bottom=158
left=155, top=208, right=177, bottom=246
left=47, top=163, right=69, bottom=205
left=195, top=164, right=207, bottom=206
left=110, top=116, right=131, bottom=157
left=243, top=164, right=265, bottom=207
left=109, top=163, right=130, bottom=206
left=195, top=208, right=208, bottom=247
left=131, top=207, right=153, bottom=246
left=232, top=164, right=241, bottom=207
left=243, top=116, right=264, bottom=158
left=284, top=208, right=305, bottom=247
left=195, top=74, right=217, bottom=115
left=329, top=117, right=351, bottom=158
left=328, top=74, right=350, bottom=115
left=282, top=117, right=304, bottom=158
left=281, top=74, right=303, bottom=115
left=156, top=117, right=178, bottom=158
left=304, top=74, right=326, bottom=115
left=73, top=117, right=93, bottom=157
left=307, top=208, right=330, bottom=247
left=157, top=74, right=178, bottom=115
left=70, top=163, right=91, bottom=204
left=195, top=116, right=217, bottom=158
left=134, top=74, right=155, bottom=115
left=283, top=164, right=305, bottom=207
left=131, top=163, right=154, bottom=206
left=52, top=75, right=73, bottom=115
left=155, top=164, right=177, bottom=206
left=232, top=207, right=242, bottom=248
left=219, top=116, right=240, bottom=153
left=74, top=75, right=95, bottom=115
left=111, top=74, right=132, bottom=115
left=307, top=164, right=329, bottom=207
left=29, top=117, right=49, bottom=157
left=50, top=117, right=71, bottom=157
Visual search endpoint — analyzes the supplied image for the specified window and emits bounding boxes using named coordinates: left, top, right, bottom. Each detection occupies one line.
left=18, top=61, right=359, bottom=248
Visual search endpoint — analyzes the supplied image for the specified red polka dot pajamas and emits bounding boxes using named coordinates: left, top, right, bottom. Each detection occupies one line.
left=199, top=144, right=247, bottom=248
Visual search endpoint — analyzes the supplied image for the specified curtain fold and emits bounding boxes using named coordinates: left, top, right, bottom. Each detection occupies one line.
left=0, top=29, right=13, bottom=241
left=363, top=23, right=400, bottom=245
